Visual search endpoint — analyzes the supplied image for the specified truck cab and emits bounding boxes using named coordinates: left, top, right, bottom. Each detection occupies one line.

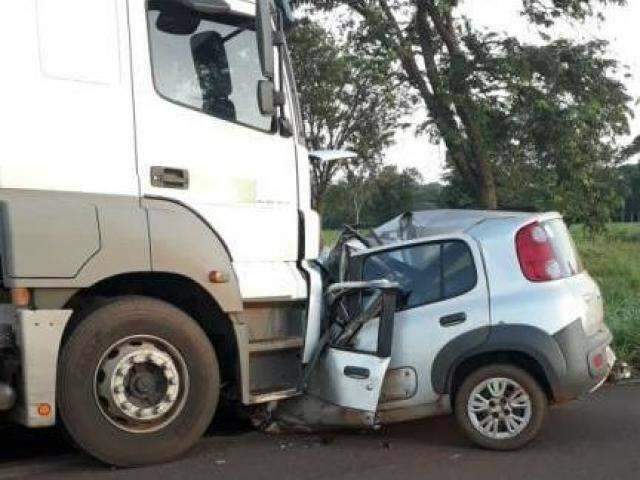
left=0, top=0, right=326, bottom=465
left=0, top=0, right=317, bottom=302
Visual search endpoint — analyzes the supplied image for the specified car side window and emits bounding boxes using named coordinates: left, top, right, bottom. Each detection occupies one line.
left=362, top=240, right=477, bottom=310
left=442, top=241, right=477, bottom=298
left=147, top=4, right=273, bottom=132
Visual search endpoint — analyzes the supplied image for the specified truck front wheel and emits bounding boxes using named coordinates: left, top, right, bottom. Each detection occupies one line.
left=58, top=296, right=220, bottom=466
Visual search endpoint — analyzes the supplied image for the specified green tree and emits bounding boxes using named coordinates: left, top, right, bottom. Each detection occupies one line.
left=306, top=0, right=632, bottom=222
left=412, top=181, right=443, bottom=210
left=623, top=135, right=640, bottom=160
left=322, top=182, right=355, bottom=228
left=322, top=165, right=424, bottom=228
left=364, top=166, right=424, bottom=225
left=617, top=163, right=640, bottom=221
left=288, top=19, right=409, bottom=211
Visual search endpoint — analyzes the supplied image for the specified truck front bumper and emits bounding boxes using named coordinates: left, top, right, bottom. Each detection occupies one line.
left=552, top=319, right=615, bottom=403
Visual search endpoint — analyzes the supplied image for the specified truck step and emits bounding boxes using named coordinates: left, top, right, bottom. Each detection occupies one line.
left=248, top=337, right=304, bottom=353
left=249, top=387, right=300, bottom=404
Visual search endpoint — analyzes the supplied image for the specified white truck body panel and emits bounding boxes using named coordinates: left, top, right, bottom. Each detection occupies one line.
left=0, top=0, right=138, bottom=197
left=130, top=0, right=300, bottom=263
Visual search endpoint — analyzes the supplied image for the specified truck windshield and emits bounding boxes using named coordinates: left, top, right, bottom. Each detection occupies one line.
left=147, top=4, right=273, bottom=132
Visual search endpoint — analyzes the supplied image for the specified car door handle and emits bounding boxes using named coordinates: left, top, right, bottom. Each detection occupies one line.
left=344, top=366, right=370, bottom=380
left=439, top=312, right=467, bottom=327
left=150, top=166, right=189, bottom=189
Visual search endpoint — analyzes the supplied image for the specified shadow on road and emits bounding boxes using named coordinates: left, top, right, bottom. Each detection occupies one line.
left=0, top=401, right=254, bottom=467
left=0, top=426, right=71, bottom=463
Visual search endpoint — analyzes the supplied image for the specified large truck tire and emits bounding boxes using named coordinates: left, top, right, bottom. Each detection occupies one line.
left=58, top=296, right=220, bottom=466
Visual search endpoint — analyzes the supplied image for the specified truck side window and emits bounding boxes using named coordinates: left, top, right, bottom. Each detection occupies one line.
left=147, top=4, right=273, bottom=132
left=362, top=240, right=477, bottom=310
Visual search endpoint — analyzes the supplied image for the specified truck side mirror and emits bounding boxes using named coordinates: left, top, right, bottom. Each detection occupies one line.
left=258, top=79, right=286, bottom=117
left=257, top=79, right=275, bottom=116
left=153, top=0, right=232, bottom=35
left=155, top=7, right=200, bottom=35
left=255, top=0, right=275, bottom=80
left=274, top=0, right=296, bottom=30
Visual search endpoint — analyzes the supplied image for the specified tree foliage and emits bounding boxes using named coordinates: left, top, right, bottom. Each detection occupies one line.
left=323, top=165, right=424, bottom=228
left=302, top=0, right=633, bottom=230
left=521, top=0, right=626, bottom=26
left=446, top=36, right=632, bottom=231
left=618, top=163, right=640, bottom=221
left=287, top=19, right=410, bottom=210
left=623, top=135, right=640, bottom=160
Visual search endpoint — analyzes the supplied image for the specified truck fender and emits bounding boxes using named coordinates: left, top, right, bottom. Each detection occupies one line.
left=143, top=197, right=243, bottom=313
left=0, top=191, right=243, bottom=313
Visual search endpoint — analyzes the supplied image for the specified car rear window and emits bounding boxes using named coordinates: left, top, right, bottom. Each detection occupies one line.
left=542, top=219, right=584, bottom=277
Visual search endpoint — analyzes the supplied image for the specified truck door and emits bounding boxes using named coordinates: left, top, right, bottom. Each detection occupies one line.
left=128, top=1, right=301, bottom=300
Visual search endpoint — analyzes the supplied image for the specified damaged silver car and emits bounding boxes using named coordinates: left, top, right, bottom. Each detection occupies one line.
left=273, top=210, right=615, bottom=450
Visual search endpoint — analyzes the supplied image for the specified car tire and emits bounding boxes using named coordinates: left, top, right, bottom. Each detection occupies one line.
left=58, top=296, right=220, bottom=466
left=454, top=364, right=547, bottom=450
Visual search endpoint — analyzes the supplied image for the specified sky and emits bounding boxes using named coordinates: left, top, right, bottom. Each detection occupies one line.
left=385, top=0, right=640, bottom=183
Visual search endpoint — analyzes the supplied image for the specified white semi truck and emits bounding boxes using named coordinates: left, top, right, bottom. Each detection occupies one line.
left=0, top=0, right=370, bottom=465
left=0, top=0, right=615, bottom=467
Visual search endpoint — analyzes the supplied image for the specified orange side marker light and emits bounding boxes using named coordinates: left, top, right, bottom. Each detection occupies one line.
left=37, top=403, right=52, bottom=417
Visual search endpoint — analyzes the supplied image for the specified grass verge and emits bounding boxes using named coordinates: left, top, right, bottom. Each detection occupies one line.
left=573, top=224, right=640, bottom=368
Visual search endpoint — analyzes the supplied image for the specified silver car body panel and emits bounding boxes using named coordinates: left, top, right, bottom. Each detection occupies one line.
left=465, top=213, right=602, bottom=337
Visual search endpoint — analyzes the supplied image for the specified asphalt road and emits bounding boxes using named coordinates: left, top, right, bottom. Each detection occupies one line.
left=1, top=383, right=639, bottom=480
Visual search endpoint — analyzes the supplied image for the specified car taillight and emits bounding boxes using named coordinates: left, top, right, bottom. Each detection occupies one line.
left=515, top=222, right=562, bottom=282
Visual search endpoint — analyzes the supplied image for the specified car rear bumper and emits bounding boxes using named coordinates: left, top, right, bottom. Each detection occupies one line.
left=551, top=319, right=615, bottom=403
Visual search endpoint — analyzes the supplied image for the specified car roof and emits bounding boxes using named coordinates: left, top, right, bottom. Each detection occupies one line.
left=372, top=209, right=558, bottom=245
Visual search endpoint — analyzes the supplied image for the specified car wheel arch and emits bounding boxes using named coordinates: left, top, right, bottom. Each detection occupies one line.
left=432, top=324, right=567, bottom=401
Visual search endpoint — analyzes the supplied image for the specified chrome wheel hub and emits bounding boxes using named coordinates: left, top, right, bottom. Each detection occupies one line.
left=95, top=336, right=188, bottom=433
left=467, top=377, right=532, bottom=440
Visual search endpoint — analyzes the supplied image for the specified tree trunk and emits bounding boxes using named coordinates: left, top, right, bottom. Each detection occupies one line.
left=478, top=177, right=498, bottom=209
left=350, top=0, right=500, bottom=210
left=476, top=154, right=498, bottom=209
